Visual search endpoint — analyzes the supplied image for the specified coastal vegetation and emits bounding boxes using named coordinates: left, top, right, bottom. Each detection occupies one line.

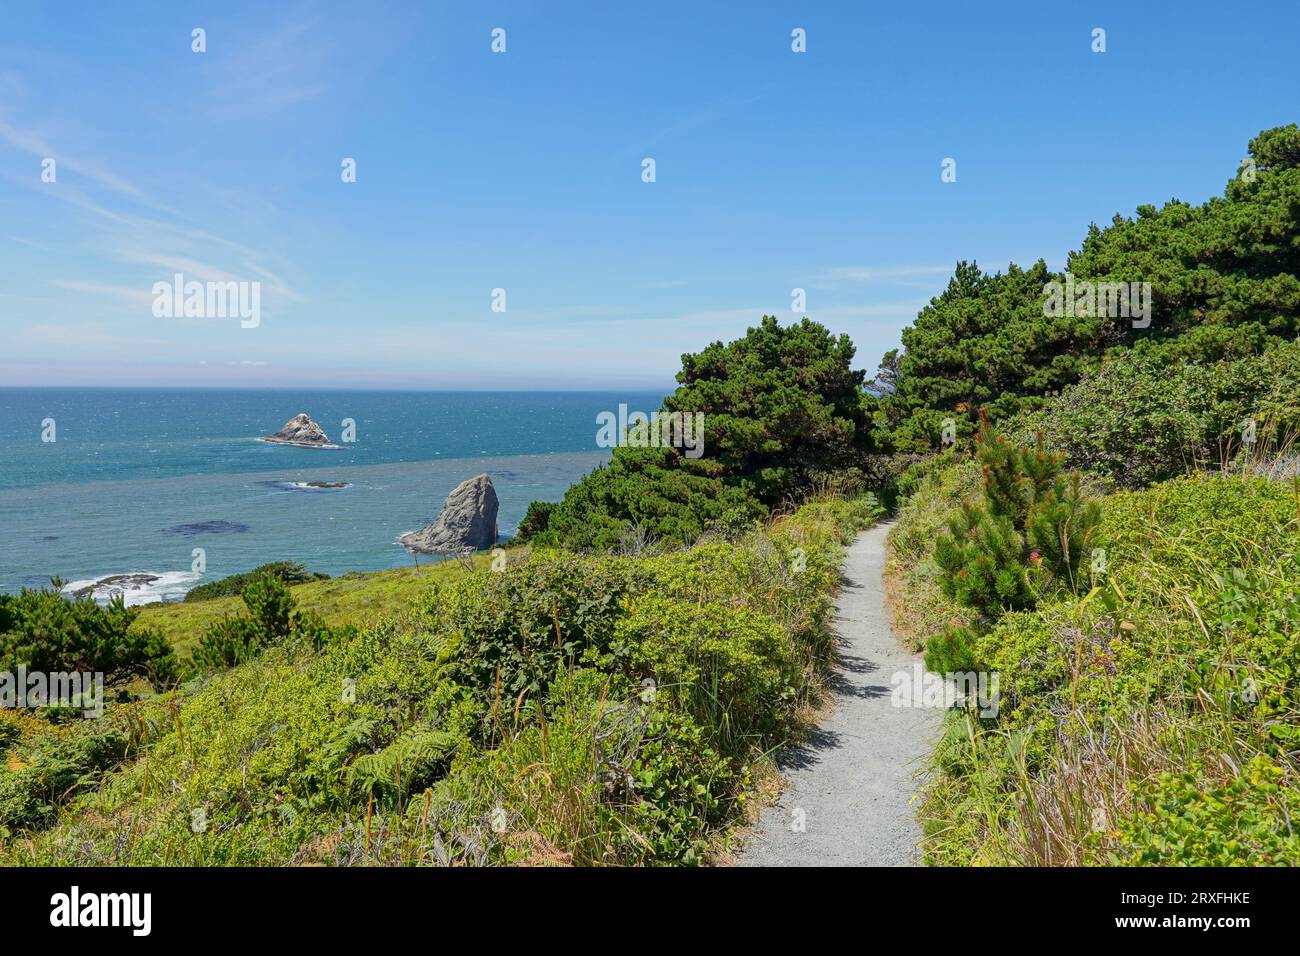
left=3, top=125, right=1298, bottom=865
left=899, top=468, right=1300, bottom=864
left=0, top=586, right=175, bottom=691
left=137, top=563, right=460, bottom=655
left=184, top=561, right=330, bottom=603
left=883, top=125, right=1300, bottom=865
left=1, top=495, right=880, bottom=862
left=520, top=315, right=869, bottom=550
left=868, top=124, right=1300, bottom=455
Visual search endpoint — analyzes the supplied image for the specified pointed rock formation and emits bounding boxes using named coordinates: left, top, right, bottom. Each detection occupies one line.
left=400, top=473, right=499, bottom=554
left=260, top=413, right=339, bottom=449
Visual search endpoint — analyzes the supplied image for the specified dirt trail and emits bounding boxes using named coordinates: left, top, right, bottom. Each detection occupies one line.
left=736, top=521, right=938, bottom=866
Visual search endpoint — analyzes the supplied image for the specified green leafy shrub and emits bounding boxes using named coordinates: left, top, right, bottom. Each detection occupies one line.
left=433, top=554, right=631, bottom=735
left=613, top=596, right=796, bottom=757
left=0, top=584, right=176, bottom=691
left=1202, top=560, right=1300, bottom=751
left=190, top=574, right=344, bottom=671
left=1102, top=472, right=1299, bottom=581
left=185, top=561, right=328, bottom=602
left=1009, top=342, right=1300, bottom=487
left=439, top=669, right=735, bottom=866
left=1116, top=759, right=1300, bottom=865
left=0, top=728, right=130, bottom=832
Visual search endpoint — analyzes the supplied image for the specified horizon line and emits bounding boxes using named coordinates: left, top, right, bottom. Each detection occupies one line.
left=0, top=383, right=679, bottom=393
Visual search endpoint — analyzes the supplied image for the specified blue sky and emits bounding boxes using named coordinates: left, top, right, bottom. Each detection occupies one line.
left=1, top=0, right=1296, bottom=389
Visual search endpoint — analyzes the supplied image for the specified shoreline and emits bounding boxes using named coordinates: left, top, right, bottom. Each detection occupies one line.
left=63, top=570, right=201, bottom=607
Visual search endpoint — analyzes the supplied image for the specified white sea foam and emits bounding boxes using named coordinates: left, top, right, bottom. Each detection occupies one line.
left=62, top=570, right=202, bottom=606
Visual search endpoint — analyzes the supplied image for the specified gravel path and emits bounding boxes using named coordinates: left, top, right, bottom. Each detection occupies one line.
left=736, top=522, right=938, bottom=866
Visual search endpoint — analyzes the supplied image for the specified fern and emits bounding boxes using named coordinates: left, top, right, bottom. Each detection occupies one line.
left=347, top=728, right=459, bottom=803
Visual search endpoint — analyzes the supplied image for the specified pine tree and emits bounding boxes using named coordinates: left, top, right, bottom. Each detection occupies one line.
left=1025, top=470, right=1101, bottom=591
left=934, top=411, right=1101, bottom=620
left=934, top=504, right=1033, bottom=616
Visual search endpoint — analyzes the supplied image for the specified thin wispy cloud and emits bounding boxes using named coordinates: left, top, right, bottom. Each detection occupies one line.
left=7, top=235, right=55, bottom=252
left=205, top=18, right=333, bottom=116
left=120, top=253, right=243, bottom=284
left=0, top=108, right=303, bottom=308
left=54, top=280, right=155, bottom=308
left=0, top=115, right=143, bottom=199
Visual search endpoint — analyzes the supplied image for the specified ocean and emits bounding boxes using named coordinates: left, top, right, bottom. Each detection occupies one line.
left=0, top=388, right=666, bottom=603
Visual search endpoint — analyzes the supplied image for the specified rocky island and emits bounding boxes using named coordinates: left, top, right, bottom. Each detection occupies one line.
left=259, top=413, right=342, bottom=449
left=399, top=473, right=499, bottom=554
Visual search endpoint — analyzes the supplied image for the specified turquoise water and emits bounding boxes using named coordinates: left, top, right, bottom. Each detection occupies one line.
left=0, top=389, right=665, bottom=600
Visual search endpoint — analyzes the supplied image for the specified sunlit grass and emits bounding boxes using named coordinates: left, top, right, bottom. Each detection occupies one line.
left=134, top=556, right=490, bottom=654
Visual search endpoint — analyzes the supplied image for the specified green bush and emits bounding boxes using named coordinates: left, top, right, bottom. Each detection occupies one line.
left=1116, top=759, right=1300, bottom=866
left=0, top=584, right=176, bottom=691
left=433, top=554, right=631, bottom=735
left=534, top=446, right=764, bottom=550
left=1009, top=342, right=1300, bottom=487
left=932, top=419, right=1101, bottom=635
left=513, top=500, right=556, bottom=542
left=613, top=596, right=796, bottom=757
left=921, top=626, right=980, bottom=675
left=185, top=561, right=328, bottom=602
left=0, top=728, right=130, bottom=832
left=190, top=574, right=344, bottom=671
left=435, top=668, right=736, bottom=866
left=1102, top=472, right=1299, bottom=581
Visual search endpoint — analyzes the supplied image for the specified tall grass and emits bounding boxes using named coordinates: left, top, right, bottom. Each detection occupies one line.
left=898, top=468, right=1300, bottom=866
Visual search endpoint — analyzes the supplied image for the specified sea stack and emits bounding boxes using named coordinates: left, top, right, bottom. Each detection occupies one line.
left=260, top=413, right=339, bottom=449
left=400, top=473, right=499, bottom=554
